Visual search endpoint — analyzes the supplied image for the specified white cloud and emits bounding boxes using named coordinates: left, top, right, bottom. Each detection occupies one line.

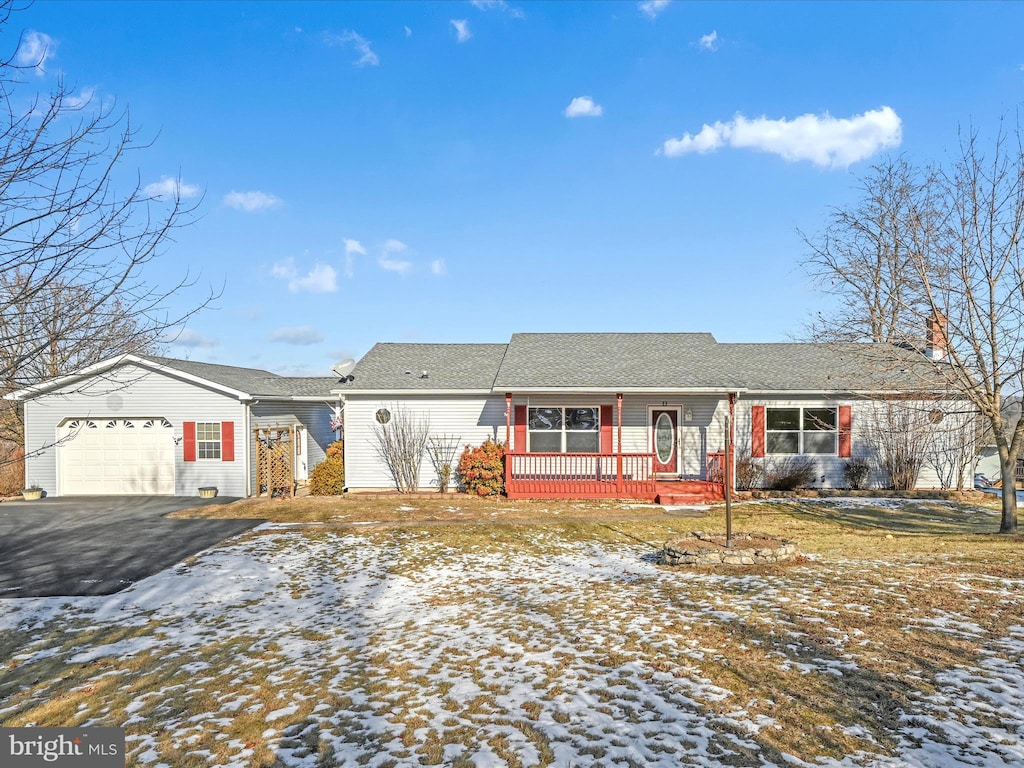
left=698, top=30, right=719, bottom=52
left=661, top=106, right=903, bottom=169
left=564, top=96, right=604, bottom=119
left=324, top=30, right=379, bottom=67
left=638, top=0, right=671, bottom=19
left=430, top=259, right=446, bottom=276
left=471, top=0, right=525, bottom=18
left=343, top=238, right=367, bottom=278
left=17, top=30, right=55, bottom=75
left=405, top=25, right=413, bottom=37
left=270, top=258, right=338, bottom=294
left=378, top=239, right=412, bottom=274
left=451, top=19, right=472, bottom=43
left=144, top=176, right=201, bottom=200
left=223, top=190, right=282, bottom=212
left=269, top=326, right=324, bottom=346
left=164, top=328, right=218, bottom=348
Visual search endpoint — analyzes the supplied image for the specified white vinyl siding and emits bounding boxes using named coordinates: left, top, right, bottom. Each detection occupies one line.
left=23, top=363, right=247, bottom=497
left=343, top=395, right=507, bottom=490
left=341, top=391, right=970, bottom=492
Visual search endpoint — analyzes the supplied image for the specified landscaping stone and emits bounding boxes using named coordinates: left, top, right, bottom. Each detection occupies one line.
left=662, top=531, right=799, bottom=566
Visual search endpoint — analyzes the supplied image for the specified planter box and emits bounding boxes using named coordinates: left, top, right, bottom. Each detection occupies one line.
left=198, top=487, right=218, bottom=499
left=22, top=488, right=42, bottom=500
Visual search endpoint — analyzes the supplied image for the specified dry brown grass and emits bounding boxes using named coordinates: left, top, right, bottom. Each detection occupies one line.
left=4, top=496, right=1023, bottom=767
left=168, top=491, right=673, bottom=525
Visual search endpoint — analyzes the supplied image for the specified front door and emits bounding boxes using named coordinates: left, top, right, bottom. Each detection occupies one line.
left=652, top=409, right=679, bottom=475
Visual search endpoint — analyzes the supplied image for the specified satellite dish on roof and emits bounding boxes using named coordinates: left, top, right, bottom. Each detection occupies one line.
left=332, top=358, right=356, bottom=378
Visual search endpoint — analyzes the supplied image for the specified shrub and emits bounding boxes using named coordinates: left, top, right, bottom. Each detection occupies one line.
left=734, top=456, right=763, bottom=490
left=843, top=457, right=872, bottom=490
left=458, top=438, right=505, bottom=497
left=310, top=442, right=345, bottom=496
left=764, top=456, right=817, bottom=491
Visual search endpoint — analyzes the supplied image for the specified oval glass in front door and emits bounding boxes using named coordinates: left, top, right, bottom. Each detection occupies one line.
left=655, top=412, right=675, bottom=464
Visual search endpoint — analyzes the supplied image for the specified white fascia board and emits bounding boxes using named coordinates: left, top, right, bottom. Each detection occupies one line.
left=5, top=353, right=132, bottom=400
left=742, top=389, right=955, bottom=397
left=496, top=387, right=750, bottom=395
left=332, top=389, right=495, bottom=396
left=6, top=353, right=253, bottom=401
left=250, top=395, right=340, bottom=402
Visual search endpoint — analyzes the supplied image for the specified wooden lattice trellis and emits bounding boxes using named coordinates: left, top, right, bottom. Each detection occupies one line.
left=254, top=425, right=295, bottom=498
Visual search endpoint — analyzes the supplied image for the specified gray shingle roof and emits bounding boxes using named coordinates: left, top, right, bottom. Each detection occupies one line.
left=335, top=343, right=510, bottom=391
left=493, top=333, right=727, bottom=389
left=714, top=343, right=942, bottom=392
left=142, top=356, right=338, bottom=398
left=337, top=334, right=949, bottom=394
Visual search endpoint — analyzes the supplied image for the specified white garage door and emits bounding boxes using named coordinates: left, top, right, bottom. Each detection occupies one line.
left=59, top=418, right=175, bottom=495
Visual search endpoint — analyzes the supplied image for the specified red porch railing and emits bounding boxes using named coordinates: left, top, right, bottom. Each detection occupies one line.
left=505, top=452, right=656, bottom=500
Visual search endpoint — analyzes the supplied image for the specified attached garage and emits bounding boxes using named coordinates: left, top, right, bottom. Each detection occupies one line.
left=10, top=354, right=338, bottom=498
left=58, top=417, right=175, bottom=495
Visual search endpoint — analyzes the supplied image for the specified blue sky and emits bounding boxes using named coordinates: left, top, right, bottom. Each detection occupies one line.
left=10, top=1, right=1024, bottom=375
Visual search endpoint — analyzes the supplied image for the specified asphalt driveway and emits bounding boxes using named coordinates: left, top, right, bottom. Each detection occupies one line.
left=0, top=496, right=263, bottom=598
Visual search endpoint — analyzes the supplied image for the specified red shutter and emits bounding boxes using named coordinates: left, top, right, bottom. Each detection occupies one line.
left=751, top=406, right=765, bottom=458
left=221, top=421, right=235, bottom=462
left=514, top=405, right=527, bottom=453
left=600, top=405, right=613, bottom=454
left=183, top=421, right=196, bottom=462
left=838, top=406, right=852, bottom=458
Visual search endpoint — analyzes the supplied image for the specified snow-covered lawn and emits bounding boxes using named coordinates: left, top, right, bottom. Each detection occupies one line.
left=2, top=501, right=1023, bottom=767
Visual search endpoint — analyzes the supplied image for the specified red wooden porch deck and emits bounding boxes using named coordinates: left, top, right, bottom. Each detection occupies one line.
left=505, top=452, right=726, bottom=505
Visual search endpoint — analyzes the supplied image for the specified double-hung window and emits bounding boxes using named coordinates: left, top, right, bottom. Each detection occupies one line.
left=196, top=422, right=222, bottom=459
left=766, top=407, right=837, bottom=455
left=528, top=407, right=600, bottom=453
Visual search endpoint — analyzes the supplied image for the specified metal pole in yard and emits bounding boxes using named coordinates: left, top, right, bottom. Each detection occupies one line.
left=725, top=414, right=733, bottom=548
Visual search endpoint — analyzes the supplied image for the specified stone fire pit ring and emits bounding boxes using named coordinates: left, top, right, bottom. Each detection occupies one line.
left=662, top=531, right=799, bottom=566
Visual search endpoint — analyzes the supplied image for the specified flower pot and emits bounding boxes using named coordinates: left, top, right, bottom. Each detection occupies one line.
left=198, top=487, right=218, bottom=499
left=22, top=488, right=42, bottom=500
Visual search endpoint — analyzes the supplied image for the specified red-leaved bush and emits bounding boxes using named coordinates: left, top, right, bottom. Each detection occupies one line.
left=458, top=438, right=505, bottom=496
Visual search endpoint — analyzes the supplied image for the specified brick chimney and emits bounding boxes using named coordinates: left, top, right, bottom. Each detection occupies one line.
left=926, top=312, right=947, bottom=360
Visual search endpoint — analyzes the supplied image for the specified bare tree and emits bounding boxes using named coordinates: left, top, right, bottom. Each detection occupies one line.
left=909, top=124, right=1024, bottom=531
left=802, top=157, right=935, bottom=343
left=0, top=271, right=161, bottom=443
left=0, top=4, right=214, bottom=438
left=372, top=405, right=430, bottom=493
left=805, top=121, right=1024, bottom=532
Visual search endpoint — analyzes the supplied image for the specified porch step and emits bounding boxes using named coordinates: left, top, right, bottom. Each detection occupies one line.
left=655, top=480, right=724, bottom=507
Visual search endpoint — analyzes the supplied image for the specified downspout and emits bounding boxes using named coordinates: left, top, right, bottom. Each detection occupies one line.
left=244, top=400, right=255, bottom=497
left=336, top=396, right=346, bottom=490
